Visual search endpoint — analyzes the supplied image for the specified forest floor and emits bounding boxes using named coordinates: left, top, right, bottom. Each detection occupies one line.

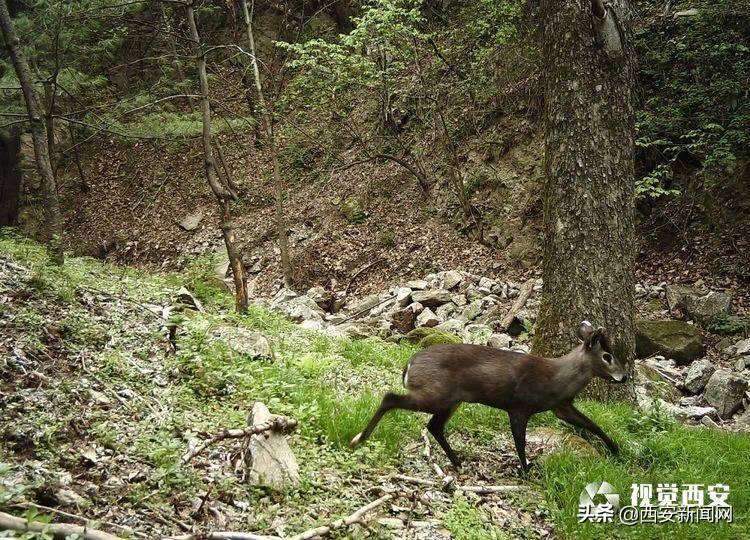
left=1, top=233, right=749, bottom=539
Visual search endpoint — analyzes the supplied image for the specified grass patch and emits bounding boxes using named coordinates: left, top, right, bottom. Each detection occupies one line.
left=539, top=402, right=750, bottom=539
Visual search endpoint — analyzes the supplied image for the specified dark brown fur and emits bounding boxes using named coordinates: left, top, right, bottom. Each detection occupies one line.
left=350, top=324, right=627, bottom=471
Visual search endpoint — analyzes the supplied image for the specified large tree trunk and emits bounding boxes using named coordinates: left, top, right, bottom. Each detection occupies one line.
left=532, top=0, right=636, bottom=401
left=241, top=0, right=294, bottom=288
left=0, top=128, right=21, bottom=226
left=0, top=0, right=64, bottom=263
left=186, top=1, right=249, bottom=313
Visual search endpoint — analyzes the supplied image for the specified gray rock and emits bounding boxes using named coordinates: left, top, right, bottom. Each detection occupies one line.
left=734, top=408, right=750, bottom=432
left=435, top=319, right=466, bottom=336
left=462, top=299, right=484, bottom=321
left=635, top=319, right=704, bottom=364
left=442, top=271, right=463, bottom=291
left=391, top=303, right=421, bottom=334
left=665, top=284, right=731, bottom=324
left=214, top=327, right=272, bottom=359
left=178, top=212, right=203, bottom=231
left=307, top=286, right=332, bottom=311
left=463, top=323, right=493, bottom=345
left=246, top=402, right=300, bottom=489
left=378, top=518, right=405, bottom=529
left=735, top=337, right=750, bottom=356
left=684, top=359, right=716, bottom=394
left=451, top=293, right=467, bottom=307
left=704, top=370, right=748, bottom=419
left=284, top=297, right=325, bottom=322
left=395, top=287, right=412, bottom=307
left=735, top=356, right=749, bottom=372
left=674, top=8, right=699, bottom=17
left=272, top=287, right=298, bottom=304
left=349, top=294, right=382, bottom=315
left=488, top=333, right=512, bottom=349
left=416, top=307, right=440, bottom=328
left=435, top=302, right=457, bottom=320
left=411, top=289, right=453, bottom=308
left=405, top=279, right=428, bottom=290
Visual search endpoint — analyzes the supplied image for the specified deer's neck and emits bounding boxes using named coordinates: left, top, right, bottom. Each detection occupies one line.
left=549, top=346, right=594, bottom=401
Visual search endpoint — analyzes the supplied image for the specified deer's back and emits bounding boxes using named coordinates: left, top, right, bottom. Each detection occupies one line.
left=405, top=344, right=555, bottom=411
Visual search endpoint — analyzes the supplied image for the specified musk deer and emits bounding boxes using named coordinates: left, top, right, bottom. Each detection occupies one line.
left=350, top=321, right=627, bottom=471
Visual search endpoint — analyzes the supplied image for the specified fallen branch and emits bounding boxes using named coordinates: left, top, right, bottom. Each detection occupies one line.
left=482, top=278, right=536, bottom=331
left=10, top=504, right=148, bottom=539
left=390, top=474, right=525, bottom=494
left=0, top=511, right=122, bottom=540
left=181, top=415, right=298, bottom=464
left=334, top=294, right=396, bottom=326
left=167, top=532, right=279, bottom=540
left=287, top=493, right=394, bottom=540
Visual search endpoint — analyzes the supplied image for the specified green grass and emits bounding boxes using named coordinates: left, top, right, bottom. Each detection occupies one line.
left=538, top=402, right=750, bottom=539
left=2, top=231, right=749, bottom=538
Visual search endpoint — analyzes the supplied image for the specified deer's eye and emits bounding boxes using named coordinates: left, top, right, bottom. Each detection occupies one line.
left=602, top=353, right=613, bottom=364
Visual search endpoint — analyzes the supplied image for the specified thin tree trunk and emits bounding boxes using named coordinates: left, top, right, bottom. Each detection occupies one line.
left=186, top=1, right=248, bottom=313
left=0, top=0, right=64, bottom=263
left=68, top=125, right=89, bottom=193
left=532, top=0, right=636, bottom=401
left=241, top=0, right=293, bottom=288
left=214, top=143, right=240, bottom=196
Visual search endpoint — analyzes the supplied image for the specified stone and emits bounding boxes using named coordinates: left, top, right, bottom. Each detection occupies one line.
left=463, top=323, right=493, bottom=345
left=435, top=302, right=457, bottom=320
left=488, top=333, right=512, bottom=349
left=434, top=319, right=466, bottom=336
left=735, top=337, right=750, bottom=356
left=55, top=488, right=87, bottom=508
left=178, top=212, right=203, bottom=231
left=418, top=332, right=461, bottom=348
left=674, top=8, right=699, bottom=17
left=378, top=518, right=405, bottom=529
left=349, top=294, right=382, bottom=315
left=391, top=303, right=420, bottom=334
left=307, top=286, right=332, bottom=311
left=284, top=297, right=325, bottom=322
left=462, top=299, right=484, bottom=321
left=735, top=356, right=749, bottom=372
left=395, top=287, right=412, bottom=307
left=665, top=285, right=731, bottom=324
left=272, top=287, right=297, bottom=304
left=703, top=370, right=748, bottom=419
left=734, top=408, right=750, bottom=432
left=683, top=359, right=716, bottom=394
left=214, top=327, right=272, bottom=359
left=340, top=196, right=367, bottom=223
left=246, top=402, right=300, bottom=489
left=405, top=279, right=428, bottom=290
left=411, top=289, right=453, bottom=308
left=176, top=287, right=203, bottom=312
left=442, top=271, right=463, bottom=291
left=416, top=307, right=440, bottom=328
left=635, top=319, right=704, bottom=364
left=404, top=327, right=438, bottom=344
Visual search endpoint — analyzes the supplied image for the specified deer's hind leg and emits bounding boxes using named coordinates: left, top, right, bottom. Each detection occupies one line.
left=427, top=404, right=461, bottom=467
left=350, top=392, right=421, bottom=448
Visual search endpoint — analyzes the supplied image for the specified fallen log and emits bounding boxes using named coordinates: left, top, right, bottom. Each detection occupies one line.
left=181, top=415, right=298, bottom=464
left=0, top=511, right=122, bottom=540
left=287, top=493, right=395, bottom=540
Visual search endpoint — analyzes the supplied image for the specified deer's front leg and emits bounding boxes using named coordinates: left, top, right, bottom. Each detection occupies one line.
left=508, top=411, right=531, bottom=471
left=553, top=403, right=619, bottom=454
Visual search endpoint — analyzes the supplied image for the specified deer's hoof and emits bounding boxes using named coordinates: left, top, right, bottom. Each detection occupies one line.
left=349, top=432, right=363, bottom=448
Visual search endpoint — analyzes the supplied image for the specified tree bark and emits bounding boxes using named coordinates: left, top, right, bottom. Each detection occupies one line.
left=186, top=1, right=248, bottom=313
left=0, top=0, right=64, bottom=263
left=532, top=0, right=636, bottom=401
left=0, top=128, right=21, bottom=226
left=241, top=0, right=294, bottom=288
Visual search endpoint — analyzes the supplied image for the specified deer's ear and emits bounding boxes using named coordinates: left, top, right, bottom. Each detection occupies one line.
left=590, top=327, right=605, bottom=346
left=577, top=321, right=595, bottom=345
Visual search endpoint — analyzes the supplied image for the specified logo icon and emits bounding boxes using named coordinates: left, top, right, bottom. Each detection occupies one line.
left=579, top=481, right=621, bottom=523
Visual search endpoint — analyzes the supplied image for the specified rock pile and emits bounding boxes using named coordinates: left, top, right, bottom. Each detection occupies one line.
left=262, top=271, right=750, bottom=430
left=264, top=270, right=542, bottom=353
